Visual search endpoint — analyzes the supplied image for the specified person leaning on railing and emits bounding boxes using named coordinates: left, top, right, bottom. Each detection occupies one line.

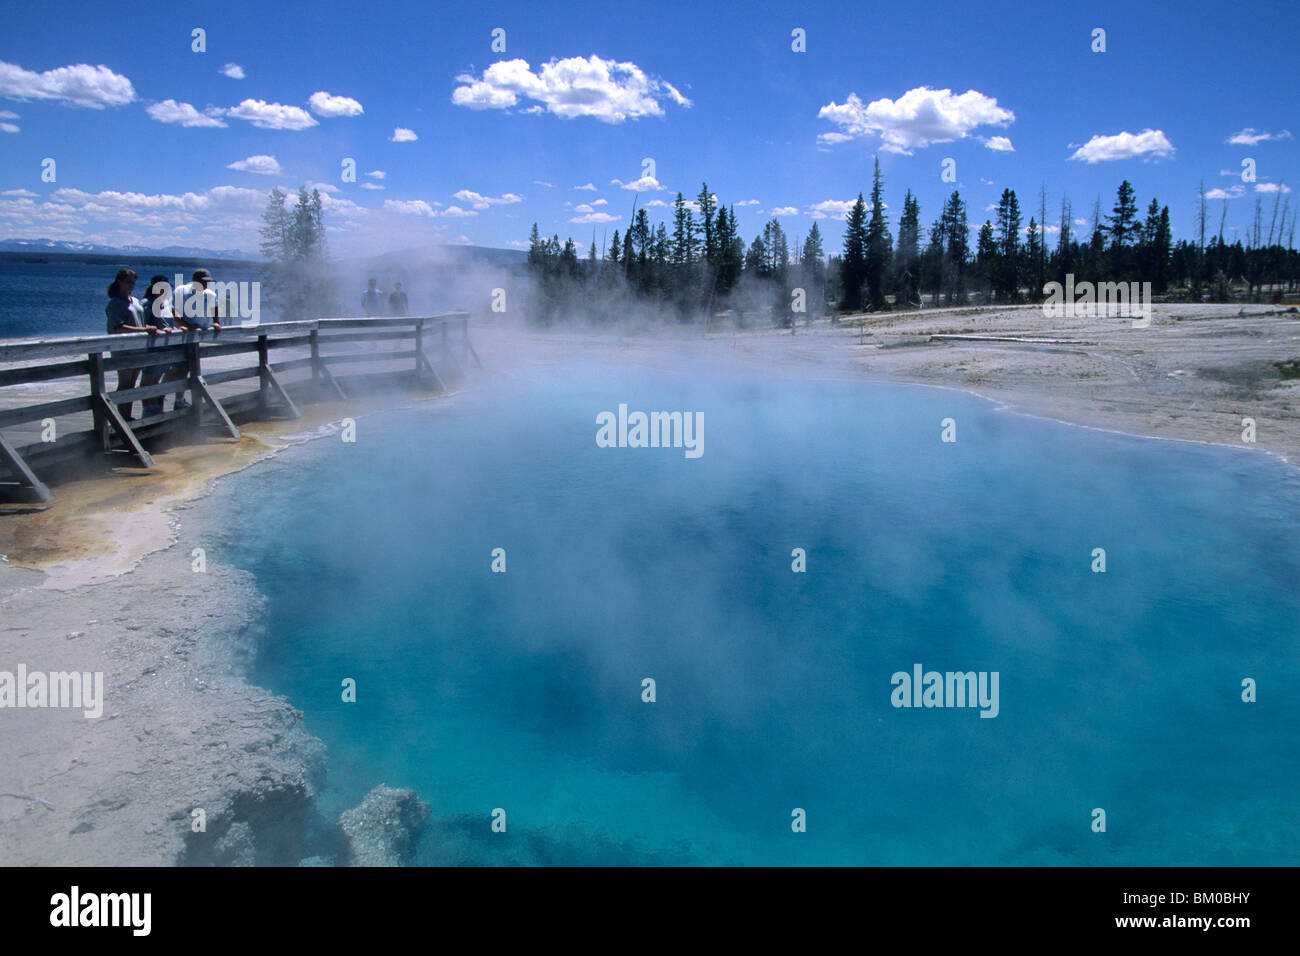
left=142, top=275, right=190, bottom=414
left=105, top=268, right=161, bottom=421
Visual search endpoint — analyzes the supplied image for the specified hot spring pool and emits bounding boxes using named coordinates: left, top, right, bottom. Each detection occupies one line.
left=202, top=359, right=1300, bottom=865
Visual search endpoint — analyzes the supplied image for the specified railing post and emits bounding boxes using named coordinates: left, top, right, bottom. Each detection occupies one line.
left=186, top=340, right=202, bottom=428
left=414, top=319, right=423, bottom=378
left=257, top=333, right=269, bottom=414
left=310, top=328, right=320, bottom=385
left=88, top=351, right=108, bottom=451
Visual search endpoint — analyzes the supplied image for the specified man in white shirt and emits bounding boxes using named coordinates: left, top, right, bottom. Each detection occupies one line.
left=175, top=268, right=222, bottom=330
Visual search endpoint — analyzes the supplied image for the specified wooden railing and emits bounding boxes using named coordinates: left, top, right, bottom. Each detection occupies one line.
left=0, top=314, right=480, bottom=503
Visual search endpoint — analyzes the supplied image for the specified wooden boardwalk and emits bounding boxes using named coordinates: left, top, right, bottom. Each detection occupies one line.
left=0, top=314, right=479, bottom=503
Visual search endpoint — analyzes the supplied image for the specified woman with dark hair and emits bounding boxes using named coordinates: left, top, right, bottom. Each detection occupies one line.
left=142, top=275, right=189, bottom=413
left=105, top=268, right=159, bottom=420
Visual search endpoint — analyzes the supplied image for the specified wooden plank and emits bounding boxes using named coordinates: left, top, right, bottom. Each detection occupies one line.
left=268, top=355, right=315, bottom=373
left=112, top=379, right=196, bottom=403
left=0, top=359, right=92, bottom=387
left=93, top=394, right=154, bottom=468
left=314, top=330, right=414, bottom=345
left=0, top=430, right=54, bottom=502
left=202, top=366, right=262, bottom=386
left=317, top=350, right=420, bottom=365
left=0, top=395, right=95, bottom=428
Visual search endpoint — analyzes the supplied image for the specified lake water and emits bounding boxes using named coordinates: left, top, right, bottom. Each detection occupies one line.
left=201, top=358, right=1300, bottom=865
left=0, top=258, right=263, bottom=339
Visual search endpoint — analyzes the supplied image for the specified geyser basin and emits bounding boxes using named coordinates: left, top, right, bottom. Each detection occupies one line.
left=202, top=358, right=1300, bottom=865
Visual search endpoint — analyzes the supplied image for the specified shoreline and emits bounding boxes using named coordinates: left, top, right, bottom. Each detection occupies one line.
left=2, top=305, right=1298, bottom=864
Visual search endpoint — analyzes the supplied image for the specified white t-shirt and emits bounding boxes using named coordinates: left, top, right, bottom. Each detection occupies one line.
left=175, top=282, right=220, bottom=328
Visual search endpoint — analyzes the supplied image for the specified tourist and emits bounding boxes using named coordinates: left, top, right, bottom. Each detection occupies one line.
left=105, top=269, right=158, bottom=420
left=175, top=268, right=221, bottom=331
left=143, top=275, right=190, bottom=413
left=388, top=281, right=409, bottom=317
left=361, top=278, right=384, bottom=317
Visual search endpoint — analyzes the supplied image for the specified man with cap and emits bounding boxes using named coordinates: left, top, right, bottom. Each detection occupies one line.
left=175, top=268, right=222, bottom=331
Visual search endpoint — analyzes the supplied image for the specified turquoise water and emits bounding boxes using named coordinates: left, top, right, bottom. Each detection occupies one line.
left=206, top=360, right=1300, bottom=865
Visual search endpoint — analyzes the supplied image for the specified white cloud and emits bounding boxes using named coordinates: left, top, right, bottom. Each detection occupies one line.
left=365, top=170, right=386, bottom=179
left=226, top=98, right=317, bottom=130
left=0, top=110, right=18, bottom=119
left=771, top=206, right=799, bottom=216
left=309, top=91, right=363, bottom=117
left=611, top=175, right=666, bottom=192
left=146, top=99, right=227, bottom=127
left=644, top=199, right=669, bottom=207
left=301, top=180, right=340, bottom=194
left=0, top=122, right=17, bottom=133
left=1069, top=128, right=1174, bottom=163
left=1227, top=128, right=1292, bottom=146
left=0, top=60, right=135, bottom=109
left=390, top=127, right=417, bottom=142
left=227, top=154, right=282, bottom=175
left=1206, top=184, right=1246, bottom=200
left=438, top=205, right=476, bottom=217
left=979, top=177, right=995, bottom=185
left=573, top=203, right=595, bottom=213
left=984, top=135, right=1014, bottom=152
left=533, top=180, right=553, bottom=187
left=592, top=198, right=607, bottom=206
left=452, top=55, right=690, bottom=123
left=808, top=199, right=855, bottom=220
left=570, top=211, right=620, bottom=223
left=2, top=188, right=36, bottom=197
left=220, top=63, right=246, bottom=80
left=452, top=189, right=523, bottom=209
left=382, top=199, right=437, bottom=217
left=1074, top=217, right=1089, bottom=226
left=817, top=86, right=1014, bottom=154
left=985, top=203, right=999, bottom=212
left=574, top=182, right=596, bottom=190
left=1255, top=182, right=1292, bottom=194
left=734, top=199, right=759, bottom=206
left=360, top=182, right=385, bottom=190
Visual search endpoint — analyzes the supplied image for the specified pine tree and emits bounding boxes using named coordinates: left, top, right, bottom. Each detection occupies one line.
left=976, top=220, right=997, bottom=301
left=1024, top=217, right=1042, bottom=300
left=801, top=221, right=826, bottom=317
left=1105, top=180, right=1139, bottom=276
left=941, top=191, right=969, bottom=304
left=697, top=183, right=718, bottom=266
left=894, top=190, right=921, bottom=307
left=995, top=188, right=1021, bottom=301
left=864, top=157, right=893, bottom=310
left=840, top=193, right=869, bottom=312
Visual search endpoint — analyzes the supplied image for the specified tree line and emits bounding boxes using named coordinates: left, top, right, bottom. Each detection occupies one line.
left=526, top=162, right=1299, bottom=325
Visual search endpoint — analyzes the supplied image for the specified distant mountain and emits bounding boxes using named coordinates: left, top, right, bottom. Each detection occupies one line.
left=0, top=238, right=527, bottom=269
left=0, top=238, right=262, bottom=261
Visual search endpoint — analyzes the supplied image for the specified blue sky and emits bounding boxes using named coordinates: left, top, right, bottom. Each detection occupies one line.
left=0, top=0, right=1295, bottom=257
